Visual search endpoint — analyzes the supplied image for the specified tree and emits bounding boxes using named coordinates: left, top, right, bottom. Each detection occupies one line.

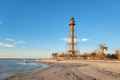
left=52, top=53, right=58, bottom=59
left=106, top=53, right=116, bottom=59
left=90, top=52, right=97, bottom=59
left=115, top=49, right=120, bottom=60
left=58, top=53, right=65, bottom=57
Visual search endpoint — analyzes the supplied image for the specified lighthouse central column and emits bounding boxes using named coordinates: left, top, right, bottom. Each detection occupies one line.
left=68, top=17, right=76, bottom=57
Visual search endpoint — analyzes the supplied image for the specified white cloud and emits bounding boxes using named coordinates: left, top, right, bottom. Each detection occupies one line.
left=0, top=42, right=15, bottom=48
left=0, top=38, right=26, bottom=48
left=5, top=38, right=15, bottom=42
left=81, top=38, right=88, bottom=42
left=4, top=44, right=15, bottom=48
left=61, top=38, right=67, bottom=42
left=60, top=37, right=78, bottom=43
left=61, top=37, right=88, bottom=43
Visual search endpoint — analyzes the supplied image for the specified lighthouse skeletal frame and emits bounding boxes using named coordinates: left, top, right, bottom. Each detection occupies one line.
left=67, top=17, right=78, bottom=57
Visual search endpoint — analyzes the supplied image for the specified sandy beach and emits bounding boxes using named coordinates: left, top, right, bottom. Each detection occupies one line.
left=8, top=60, right=120, bottom=80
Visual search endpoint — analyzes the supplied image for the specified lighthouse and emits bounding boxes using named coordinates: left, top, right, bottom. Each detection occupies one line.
left=67, top=17, right=77, bottom=57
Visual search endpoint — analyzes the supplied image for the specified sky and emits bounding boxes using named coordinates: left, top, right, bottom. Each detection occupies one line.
left=0, top=0, right=120, bottom=58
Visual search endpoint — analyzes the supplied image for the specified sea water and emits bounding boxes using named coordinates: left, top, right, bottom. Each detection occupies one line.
left=0, top=59, right=47, bottom=80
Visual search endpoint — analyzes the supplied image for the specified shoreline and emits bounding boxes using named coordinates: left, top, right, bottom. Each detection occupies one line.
left=5, top=61, right=49, bottom=80
left=7, top=60, right=120, bottom=80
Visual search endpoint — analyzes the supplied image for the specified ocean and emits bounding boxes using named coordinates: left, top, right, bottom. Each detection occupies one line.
left=0, top=59, right=48, bottom=80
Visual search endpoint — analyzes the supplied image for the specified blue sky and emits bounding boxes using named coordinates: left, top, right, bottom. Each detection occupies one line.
left=0, top=0, right=120, bottom=58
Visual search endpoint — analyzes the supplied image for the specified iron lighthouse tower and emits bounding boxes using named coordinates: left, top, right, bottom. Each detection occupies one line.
left=67, top=17, right=77, bottom=57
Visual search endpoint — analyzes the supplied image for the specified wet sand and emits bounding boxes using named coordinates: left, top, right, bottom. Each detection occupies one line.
left=8, top=60, right=120, bottom=80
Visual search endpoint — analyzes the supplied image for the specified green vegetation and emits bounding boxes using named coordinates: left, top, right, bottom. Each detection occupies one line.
left=52, top=43, right=120, bottom=60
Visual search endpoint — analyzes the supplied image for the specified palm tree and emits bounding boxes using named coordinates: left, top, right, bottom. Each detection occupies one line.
left=97, top=43, right=108, bottom=59
left=99, top=43, right=108, bottom=54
